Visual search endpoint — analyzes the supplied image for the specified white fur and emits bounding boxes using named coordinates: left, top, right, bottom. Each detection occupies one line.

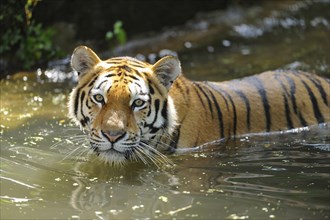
left=166, top=96, right=178, bottom=135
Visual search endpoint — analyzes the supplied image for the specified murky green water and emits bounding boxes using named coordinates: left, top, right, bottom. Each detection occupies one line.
left=1, top=1, right=329, bottom=219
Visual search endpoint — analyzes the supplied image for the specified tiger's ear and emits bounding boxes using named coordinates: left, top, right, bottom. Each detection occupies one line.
left=71, top=46, right=101, bottom=78
left=152, top=56, right=181, bottom=89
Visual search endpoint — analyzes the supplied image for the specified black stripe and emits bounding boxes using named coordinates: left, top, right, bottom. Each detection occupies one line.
left=96, top=80, right=108, bottom=89
left=74, top=88, right=81, bottom=117
left=205, top=82, right=229, bottom=110
left=301, top=72, right=328, bottom=106
left=149, top=83, right=155, bottom=94
left=152, top=99, right=160, bottom=125
left=134, top=70, right=143, bottom=77
left=80, top=119, right=86, bottom=127
left=80, top=117, right=90, bottom=127
left=298, top=113, right=308, bottom=127
left=192, top=84, right=206, bottom=109
left=139, top=106, right=148, bottom=111
left=209, top=90, right=224, bottom=138
left=106, top=85, right=112, bottom=95
left=134, top=82, right=142, bottom=89
left=200, top=85, right=225, bottom=138
left=86, top=97, right=92, bottom=109
left=233, top=89, right=251, bottom=131
left=182, top=81, right=191, bottom=104
left=300, top=79, right=324, bottom=123
left=146, top=99, right=152, bottom=117
left=127, top=74, right=139, bottom=81
left=88, top=76, right=98, bottom=87
left=73, top=81, right=90, bottom=117
left=193, top=82, right=214, bottom=119
left=149, top=79, right=165, bottom=97
left=283, top=75, right=298, bottom=115
left=283, top=95, right=294, bottom=129
left=176, top=80, right=191, bottom=109
left=218, top=88, right=237, bottom=136
left=175, top=80, right=185, bottom=96
left=145, top=99, right=160, bottom=130
left=150, top=127, right=161, bottom=134
left=161, top=99, right=168, bottom=128
left=122, top=65, right=132, bottom=72
left=105, top=73, right=116, bottom=78
left=274, top=76, right=294, bottom=129
left=248, top=77, right=271, bottom=132
left=80, top=91, right=86, bottom=113
left=80, top=91, right=89, bottom=127
left=140, top=71, right=149, bottom=77
left=206, top=83, right=237, bottom=136
left=116, top=71, right=122, bottom=77
left=283, top=74, right=308, bottom=127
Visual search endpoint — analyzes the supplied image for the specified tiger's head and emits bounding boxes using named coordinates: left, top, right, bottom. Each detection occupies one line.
left=68, top=46, right=180, bottom=165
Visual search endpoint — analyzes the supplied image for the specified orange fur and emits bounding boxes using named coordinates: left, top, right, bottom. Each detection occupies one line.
left=170, top=72, right=330, bottom=147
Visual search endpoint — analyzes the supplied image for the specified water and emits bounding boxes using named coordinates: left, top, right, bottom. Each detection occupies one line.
left=1, top=1, right=330, bottom=219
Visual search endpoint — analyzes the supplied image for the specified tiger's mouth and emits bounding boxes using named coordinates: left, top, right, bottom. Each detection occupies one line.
left=88, top=139, right=172, bottom=166
left=90, top=142, right=133, bottom=156
left=99, top=148, right=132, bottom=158
left=90, top=143, right=134, bottom=165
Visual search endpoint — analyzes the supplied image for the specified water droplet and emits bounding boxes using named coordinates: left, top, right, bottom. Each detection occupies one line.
left=158, top=196, right=168, bottom=202
left=184, top=42, right=192, bottom=48
left=241, top=48, right=251, bottom=55
left=222, top=40, right=231, bottom=47
left=207, top=46, right=215, bottom=53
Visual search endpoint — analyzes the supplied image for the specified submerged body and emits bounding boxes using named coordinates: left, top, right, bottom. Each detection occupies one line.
left=68, top=46, right=330, bottom=165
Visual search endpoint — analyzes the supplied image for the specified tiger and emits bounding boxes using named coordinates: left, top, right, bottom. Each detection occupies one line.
left=68, top=46, right=330, bottom=165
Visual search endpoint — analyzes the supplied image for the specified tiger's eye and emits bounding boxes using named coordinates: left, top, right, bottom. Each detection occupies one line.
left=93, top=94, right=104, bottom=103
left=132, top=99, right=145, bottom=108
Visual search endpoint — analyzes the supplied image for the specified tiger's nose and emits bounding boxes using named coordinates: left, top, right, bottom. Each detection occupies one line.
left=101, top=130, right=126, bottom=143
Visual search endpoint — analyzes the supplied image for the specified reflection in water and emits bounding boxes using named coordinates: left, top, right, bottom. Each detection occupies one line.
left=1, top=0, right=330, bottom=219
left=69, top=163, right=195, bottom=219
left=59, top=124, right=329, bottom=219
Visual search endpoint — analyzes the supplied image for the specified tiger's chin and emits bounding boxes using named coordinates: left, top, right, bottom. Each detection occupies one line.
left=96, top=149, right=131, bottom=166
left=89, top=139, right=173, bottom=167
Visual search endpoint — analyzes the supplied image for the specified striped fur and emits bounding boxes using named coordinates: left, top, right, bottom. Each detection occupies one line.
left=68, top=46, right=330, bottom=165
left=172, top=72, right=329, bottom=148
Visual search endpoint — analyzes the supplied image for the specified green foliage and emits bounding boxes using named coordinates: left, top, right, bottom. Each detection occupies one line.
left=17, top=22, right=62, bottom=69
left=105, top=20, right=127, bottom=46
left=0, top=0, right=63, bottom=70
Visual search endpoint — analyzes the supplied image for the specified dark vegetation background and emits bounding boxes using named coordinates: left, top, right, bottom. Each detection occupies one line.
left=0, top=0, right=258, bottom=75
left=34, top=0, right=228, bottom=42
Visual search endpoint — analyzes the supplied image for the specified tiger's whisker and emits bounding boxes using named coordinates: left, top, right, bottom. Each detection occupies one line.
left=138, top=142, right=173, bottom=166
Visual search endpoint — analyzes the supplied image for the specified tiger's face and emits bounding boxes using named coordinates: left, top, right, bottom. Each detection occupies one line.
left=68, top=46, right=180, bottom=165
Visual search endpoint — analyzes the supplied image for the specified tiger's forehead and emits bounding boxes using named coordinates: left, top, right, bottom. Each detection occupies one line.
left=93, top=60, right=150, bottom=96
left=96, top=56, right=152, bottom=72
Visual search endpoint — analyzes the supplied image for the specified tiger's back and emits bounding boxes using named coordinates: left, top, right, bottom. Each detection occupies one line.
left=170, top=71, right=330, bottom=147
